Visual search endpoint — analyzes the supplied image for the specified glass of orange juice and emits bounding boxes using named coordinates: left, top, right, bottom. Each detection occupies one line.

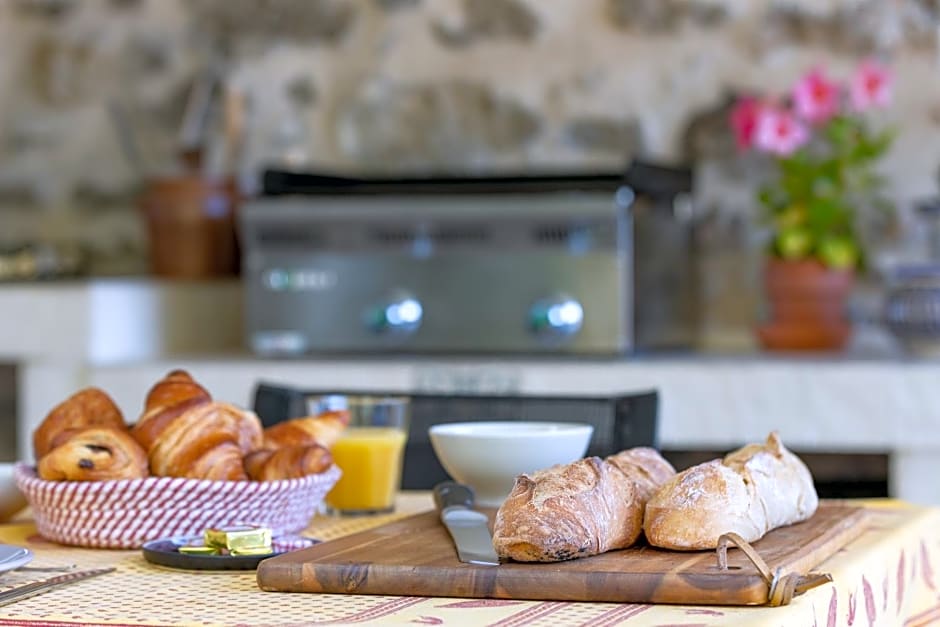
left=321, top=395, right=410, bottom=515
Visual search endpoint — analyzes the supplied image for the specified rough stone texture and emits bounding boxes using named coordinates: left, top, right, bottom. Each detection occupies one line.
left=431, top=0, right=539, bottom=46
left=564, top=117, right=642, bottom=156
left=607, top=0, right=728, bottom=32
left=335, top=80, right=541, bottom=170
left=13, top=0, right=77, bottom=19
left=188, top=0, right=357, bottom=53
left=761, top=1, right=940, bottom=54
left=285, top=76, right=318, bottom=108
left=0, top=0, right=939, bottom=341
left=374, top=0, right=420, bottom=9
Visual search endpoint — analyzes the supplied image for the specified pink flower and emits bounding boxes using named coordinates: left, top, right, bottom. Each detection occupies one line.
left=730, top=97, right=763, bottom=150
left=850, top=59, right=892, bottom=111
left=754, top=107, right=809, bottom=156
left=792, top=68, right=841, bottom=123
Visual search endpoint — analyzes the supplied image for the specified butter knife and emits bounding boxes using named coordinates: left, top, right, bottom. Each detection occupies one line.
left=433, top=481, right=500, bottom=566
left=0, top=567, right=116, bottom=608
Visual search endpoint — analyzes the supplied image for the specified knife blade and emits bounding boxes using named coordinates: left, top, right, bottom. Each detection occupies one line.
left=0, top=567, right=116, bottom=608
left=433, top=481, right=500, bottom=566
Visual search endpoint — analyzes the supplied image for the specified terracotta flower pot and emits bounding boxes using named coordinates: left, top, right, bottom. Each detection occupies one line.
left=756, top=258, right=854, bottom=351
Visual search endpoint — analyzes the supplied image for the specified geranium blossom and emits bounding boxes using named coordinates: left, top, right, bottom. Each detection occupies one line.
left=850, top=60, right=892, bottom=111
left=792, top=68, right=840, bottom=123
left=754, top=107, right=809, bottom=156
left=728, top=62, right=894, bottom=276
left=730, top=97, right=762, bottom=150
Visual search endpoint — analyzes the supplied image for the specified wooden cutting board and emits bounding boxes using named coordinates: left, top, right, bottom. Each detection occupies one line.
left=256, top=501, right=867, bottom=605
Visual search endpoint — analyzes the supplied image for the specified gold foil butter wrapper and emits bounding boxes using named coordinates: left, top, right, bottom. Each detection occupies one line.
left=230, top=546, right=276, bottom=556
left=204, top=525, right=273, bottom=552
left=177, top=544, right=219, bottom=556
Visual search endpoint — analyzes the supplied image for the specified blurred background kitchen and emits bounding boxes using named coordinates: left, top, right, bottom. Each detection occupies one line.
left=2, top=0, right=940, bottom=502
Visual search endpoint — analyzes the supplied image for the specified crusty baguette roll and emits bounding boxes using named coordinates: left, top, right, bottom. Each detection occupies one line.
left=33, top=387, right=126, bottom=460
left=493, top=447, right=675, bottom=563
left=38, top=427, right=149, bottom=481
left=644, top=432, right=818, bottom=551
left=244, top=444, right=333, bottom=481
left=606, top=447, right=677, bottom=502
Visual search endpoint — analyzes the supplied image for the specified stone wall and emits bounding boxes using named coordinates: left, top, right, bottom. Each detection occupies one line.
left=1, top=0, right=940, bottom=340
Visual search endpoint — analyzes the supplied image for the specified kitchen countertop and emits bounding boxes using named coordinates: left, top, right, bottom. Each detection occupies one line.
left=5, top=279, right=940, bottom=504
left=0, top=497, right=938, bottom=626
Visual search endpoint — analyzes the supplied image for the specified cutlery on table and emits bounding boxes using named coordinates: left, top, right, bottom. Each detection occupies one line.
left=0, top=567, right=116, bottom=608
left=433, top=481, right=500, bottom=566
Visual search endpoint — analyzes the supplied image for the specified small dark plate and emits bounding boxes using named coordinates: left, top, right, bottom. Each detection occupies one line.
left=142, top=536, right=282, bottom=571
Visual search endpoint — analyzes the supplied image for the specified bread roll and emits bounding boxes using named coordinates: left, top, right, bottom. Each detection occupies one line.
left=644, top=432, right=818, bottom=551
left=493, top=447, right=675, bottom=562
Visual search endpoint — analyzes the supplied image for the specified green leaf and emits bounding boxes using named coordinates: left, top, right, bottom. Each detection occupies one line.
left=775, top=227, right=814, bottom=260
left=817, top=235, right=860, bottom=270
left=754, top=110, right=894, bottom=269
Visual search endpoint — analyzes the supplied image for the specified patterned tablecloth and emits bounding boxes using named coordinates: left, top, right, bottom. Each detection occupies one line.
left=0, top=496, right=939, bottom=627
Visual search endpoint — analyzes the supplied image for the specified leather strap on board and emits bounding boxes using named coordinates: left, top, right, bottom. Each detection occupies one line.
left=716, top=532, right=833, bottom=606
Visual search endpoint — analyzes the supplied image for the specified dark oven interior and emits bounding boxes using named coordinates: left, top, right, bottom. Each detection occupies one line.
left=252, top=383, right=659, bottom=490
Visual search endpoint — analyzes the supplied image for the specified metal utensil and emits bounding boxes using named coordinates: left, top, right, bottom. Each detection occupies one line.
left=17, top=564, right=76, bottom=573
left=432, top=481, right=500, bottom=566
left=0, top=567, right=115, bottom=608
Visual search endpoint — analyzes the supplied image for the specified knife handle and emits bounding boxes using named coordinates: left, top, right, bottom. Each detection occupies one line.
left=433, top=481, right=475, bottom=513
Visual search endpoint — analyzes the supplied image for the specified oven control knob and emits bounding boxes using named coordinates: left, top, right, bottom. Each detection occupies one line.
left=528, top=296, right=584, bottom=338
left=365, top=296, right=424, bottom=334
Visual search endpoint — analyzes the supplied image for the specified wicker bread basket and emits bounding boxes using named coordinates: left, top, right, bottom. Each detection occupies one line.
left=15, top=463, right=341, bottom=549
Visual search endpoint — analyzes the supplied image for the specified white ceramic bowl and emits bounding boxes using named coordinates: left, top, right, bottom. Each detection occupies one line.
left=429, top=421, right=594, bottom=507
left=0, top=463, right=27, bottom=523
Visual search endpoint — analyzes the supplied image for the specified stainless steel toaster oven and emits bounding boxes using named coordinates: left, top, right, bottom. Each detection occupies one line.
left=240, top=172, right=633, bottom=355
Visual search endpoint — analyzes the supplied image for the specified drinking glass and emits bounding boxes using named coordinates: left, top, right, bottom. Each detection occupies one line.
left=318, top=395, right=410, bottom=515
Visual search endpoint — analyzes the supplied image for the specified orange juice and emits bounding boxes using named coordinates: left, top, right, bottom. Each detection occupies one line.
left=326, top=427, right=408, bottom=513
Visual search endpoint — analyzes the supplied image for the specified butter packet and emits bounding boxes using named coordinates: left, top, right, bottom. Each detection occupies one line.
left=204, top=524, right=273, bottom=553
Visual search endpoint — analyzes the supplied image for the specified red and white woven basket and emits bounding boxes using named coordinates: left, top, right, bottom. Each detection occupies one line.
left=14, top=463, right=341, bottom=549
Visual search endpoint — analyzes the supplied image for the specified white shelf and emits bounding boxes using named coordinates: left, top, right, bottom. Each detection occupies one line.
left=6, top=279, right=940, bottom=504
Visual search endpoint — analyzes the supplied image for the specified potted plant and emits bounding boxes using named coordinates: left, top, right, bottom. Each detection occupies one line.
left=730, top=60, right=895, bottom=350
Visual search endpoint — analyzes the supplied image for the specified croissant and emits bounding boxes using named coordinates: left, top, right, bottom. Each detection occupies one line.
left=260, top=410, right=350, bottom=451
left=132, top=370, right=263, bottom=481
left=244, top=444, right=333, bottom=481
left=131, top=369, right=212, bottom=451
left=34, top=388, right=126, bottom=460
left=38, top=427, right=149, bottom=481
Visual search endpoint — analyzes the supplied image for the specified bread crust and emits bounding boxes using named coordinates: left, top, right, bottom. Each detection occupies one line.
left=643, top=432, right=818, bottom=550
left=606, top=446, right=677, bottom=502
left=493, top=448, right=676, bottom=563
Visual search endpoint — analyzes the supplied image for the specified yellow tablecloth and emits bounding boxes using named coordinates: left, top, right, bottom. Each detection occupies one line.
left=1, top=497, right=939, bottom=626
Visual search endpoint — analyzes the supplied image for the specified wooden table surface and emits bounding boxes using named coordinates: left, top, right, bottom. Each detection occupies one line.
left=0, top=495, right=939, bottom=627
